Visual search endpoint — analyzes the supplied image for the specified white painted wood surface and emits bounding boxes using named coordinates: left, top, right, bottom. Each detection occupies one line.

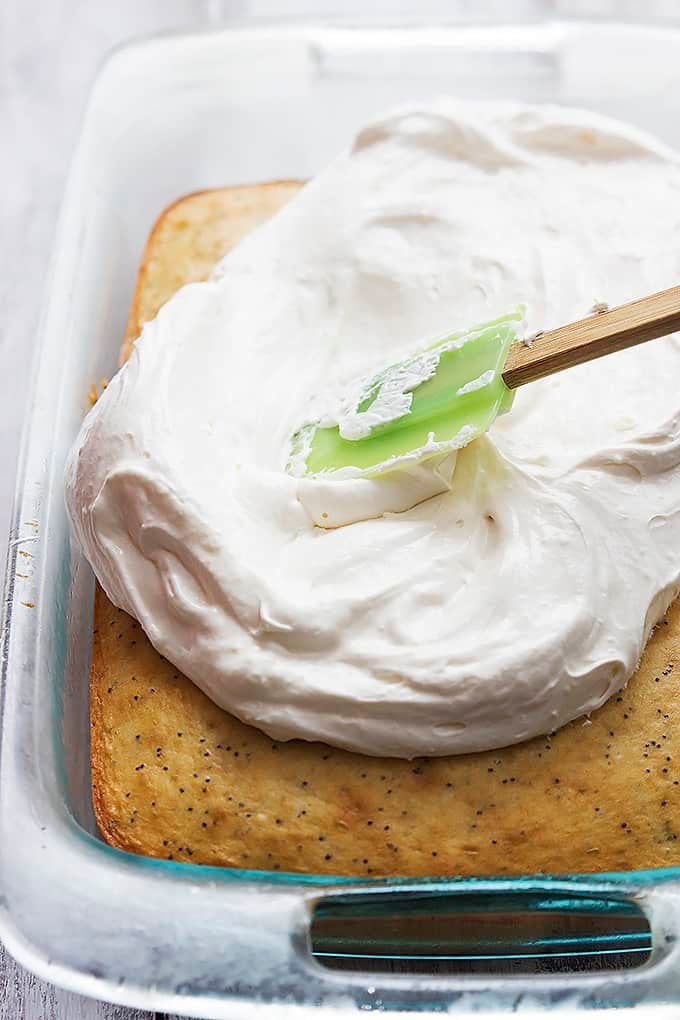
left=0, top=963, right=152, bottom=1020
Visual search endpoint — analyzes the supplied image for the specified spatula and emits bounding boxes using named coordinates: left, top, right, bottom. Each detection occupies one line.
left=288, top=284, right=680, bottom=479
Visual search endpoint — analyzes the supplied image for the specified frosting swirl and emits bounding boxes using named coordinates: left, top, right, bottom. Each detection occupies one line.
left=66, top=101, right=680, bottom=757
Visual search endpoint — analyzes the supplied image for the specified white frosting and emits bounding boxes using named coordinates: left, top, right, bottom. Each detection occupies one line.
left=319, top=322, right=512, bottom=443
left=66, top=101, right=680, bottom=758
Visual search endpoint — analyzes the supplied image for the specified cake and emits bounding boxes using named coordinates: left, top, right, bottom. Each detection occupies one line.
left=89, top=182, right=680, bottom=876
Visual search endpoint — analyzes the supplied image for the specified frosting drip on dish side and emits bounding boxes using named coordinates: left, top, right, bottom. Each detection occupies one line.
left=66, top=100, right=680, bottom=757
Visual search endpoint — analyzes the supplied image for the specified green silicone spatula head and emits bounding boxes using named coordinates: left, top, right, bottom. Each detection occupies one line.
left=287, top=283, right=680, bottom=480
left=287, top=309, right=525, bottom=479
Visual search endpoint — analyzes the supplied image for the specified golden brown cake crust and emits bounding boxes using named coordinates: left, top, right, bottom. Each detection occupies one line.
left=91, top=184, right=680, bottom=877
left=119, top=182, right=303, bottom=366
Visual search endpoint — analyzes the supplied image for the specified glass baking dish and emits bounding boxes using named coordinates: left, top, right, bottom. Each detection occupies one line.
left=3, top=14, right=680, bottom=1017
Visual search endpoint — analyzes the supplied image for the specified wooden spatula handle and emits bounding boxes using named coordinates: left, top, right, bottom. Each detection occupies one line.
left=502, top=284, right=680, bottom=389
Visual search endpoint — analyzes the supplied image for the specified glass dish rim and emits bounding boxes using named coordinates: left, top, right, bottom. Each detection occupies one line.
left=3, top=14, right=680, bottom=1016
